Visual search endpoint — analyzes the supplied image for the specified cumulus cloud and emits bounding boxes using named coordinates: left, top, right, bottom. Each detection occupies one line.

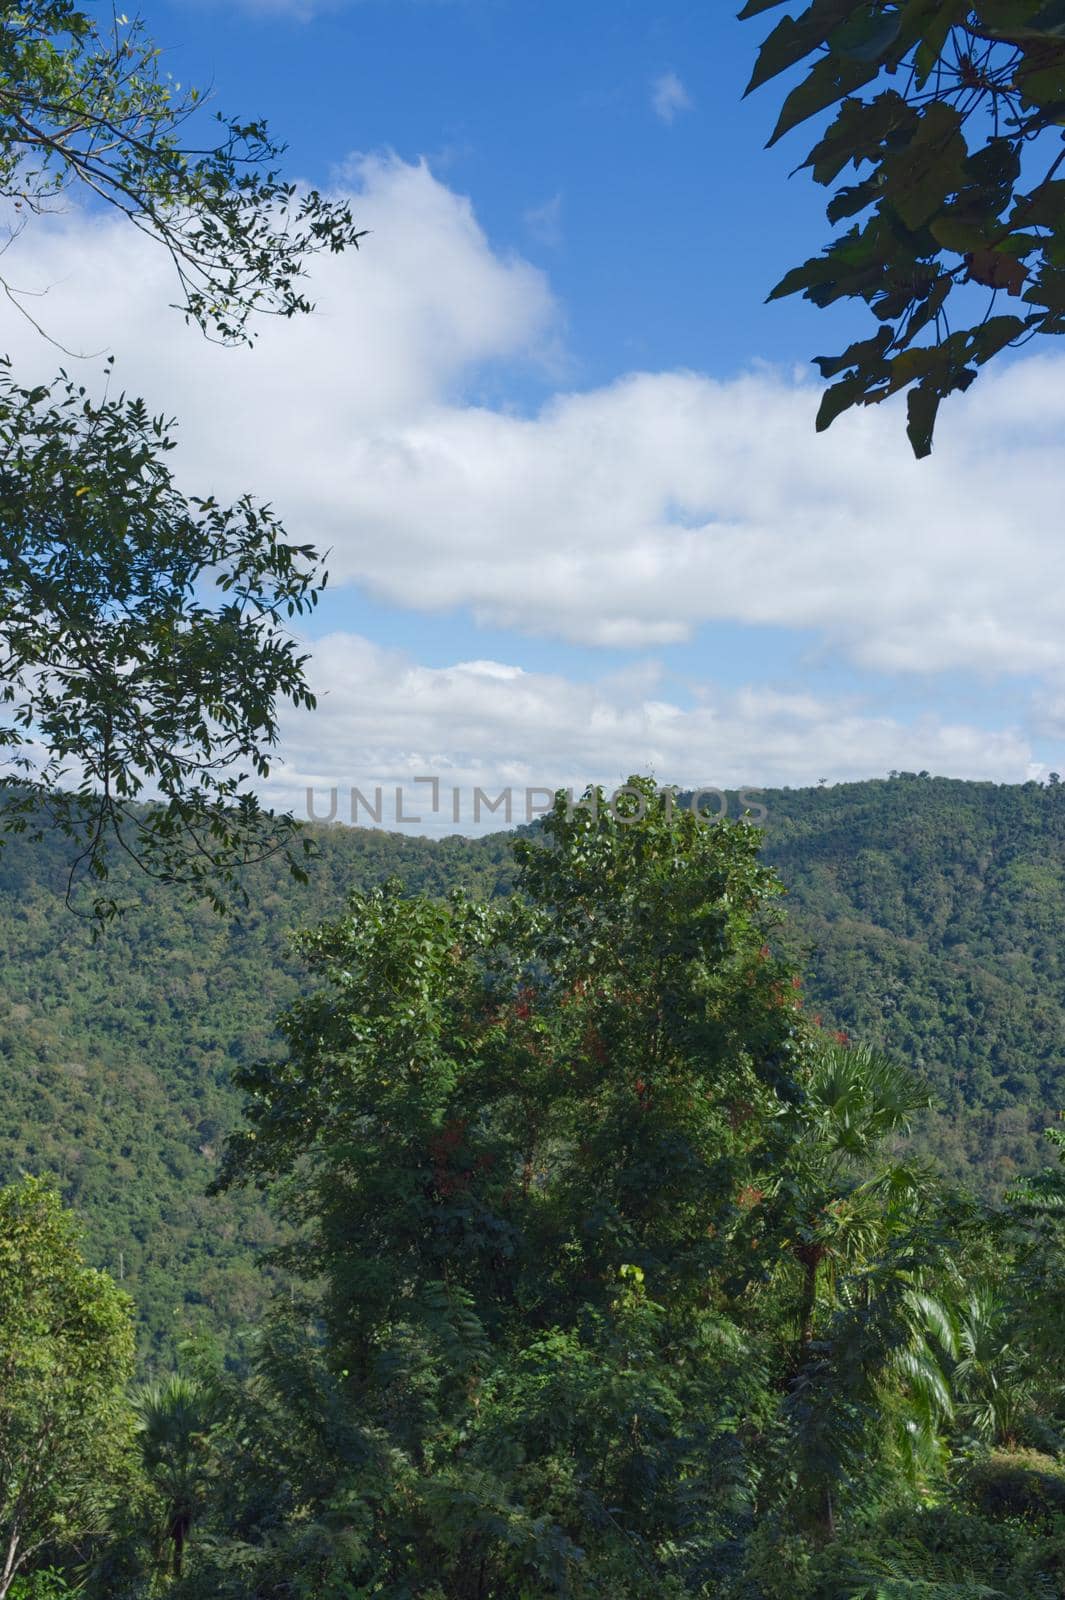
left=651, top=71, right=694, bottom=124
left=0, top=152, right=556, bottom=431
left=1, top=151, right=1061, bottom=798
left=5, top=153, right=1060, bottom=684
left=263, top=633, right=1036, bottom=831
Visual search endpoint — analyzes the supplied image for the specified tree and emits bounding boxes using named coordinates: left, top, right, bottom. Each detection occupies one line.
left=212, top=780, right=815, bottom=1597
left=734, top=1040, right=961, bottom=1543
left=0, top=1177, right=134, bottom=1600
left=752, top=1040, right=934, bottom=1349
left=743, top=0, right=1065, bottom=456
left=0, top=1, right=364, bottom=914
left=105, top=780, right=1062, bottom=1596
left=0, top=364, right=322, bottom=915
left=1003, top=1116, right=1065, bottom=1406
left=132, top=1376, right=218, bottom=1580
left=0, top=2, right=361, bottom=345
left=952, top=1287, right=1035, bottom=1446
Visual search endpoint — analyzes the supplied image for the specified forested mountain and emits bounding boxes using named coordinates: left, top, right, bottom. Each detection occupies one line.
left=1, top=775, right=1061, bottom=1361
left=763, top=776, right=1065, bottom=1187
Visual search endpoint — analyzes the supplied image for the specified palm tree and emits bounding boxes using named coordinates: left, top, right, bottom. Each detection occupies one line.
left=754, top=1044, right=961, bottom=1537
left=758, top=1043, right=935, bottom=1350
left=952, top=1289, right=1034, bottom=1449
left=133, top=1374, right=217, bottom=1579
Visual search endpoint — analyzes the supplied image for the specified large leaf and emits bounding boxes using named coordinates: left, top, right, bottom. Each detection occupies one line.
left=815, top=370, right=868, bottom=429
left=813, top=324, right=893, bottom=379
left=930, top=214, right=993, bottom=253
left=904, top=0, right=969, bottom=86
left=965, top=246, right=1029, bottom=294
left=736, top=0, right=790, bottom=17
left=829, top=6, right=902, bottom=61
left=805, top=91, right=916, bottom=185
left=882, top=101, right=967, bottom=229
left=746, top=0, right=858, bottom=94
left=768, top=51, right=879, bottom=145
left=827, top=176, right=884, bottom=222
left=1012, top=176, right=1065, bottom=227
left=970, top=313, right=1028, bottom=362
left=906, top=381, right=938, bottom=459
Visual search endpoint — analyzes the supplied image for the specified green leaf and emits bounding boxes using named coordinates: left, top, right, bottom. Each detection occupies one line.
left=813, top=323, right=893, bottom=379
left=747, top=0, right=862, bottom=94
left=827, top=175, right=883, bottom=222
left=906, top=383, right=940, bottom=458
left=805, top=91, right=915, bottom=185
left=1011, top=176, right=1065, bottom=227
left=816, top=370, right=867, bottom=429
left=746, top=14, right=820, bottom=94
left=930, top=213, right=994, bottom=253
left=902, top=0, right=968, bottom=87
left=829, top=7, right=902, bottom=62
left=1016, top=55, right=1065, bottom=107
left=970, top=313, right=1027, bottom=362
left=1023, top=260, right=1065, bottom=310
left=768, top=254, right=838, bottom=301
left=768, top=51, right=878, bottom=146
left=896, top=272, right=951, bottom=345
left=883, top=101, right=967, bottom=230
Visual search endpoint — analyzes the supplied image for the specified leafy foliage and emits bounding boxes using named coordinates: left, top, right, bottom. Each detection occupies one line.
left=0, top=0, right=365, bottom=910
left=0, top=1177, right=134, bottom=1599
left=1, top=775, right=1063, bottom=1362
left=0, top=367, right=321, bottom=916
left=205, top=780, right=814, bottom=1594
left=2, top=783, right=1064, bottom=1598
left=0, top=1, right=363, bottom=344
left=132, top=1375, right=221, bottom=1580
left=742, top=0, right=1065, bottom=455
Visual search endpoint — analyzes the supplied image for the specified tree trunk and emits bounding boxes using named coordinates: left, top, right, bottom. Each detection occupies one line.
left=798, top=1254, right=819, bottom=1347
left=171, top=1511, right=190, bottom=1579
left=0, top=1528, right=22, bottom=1600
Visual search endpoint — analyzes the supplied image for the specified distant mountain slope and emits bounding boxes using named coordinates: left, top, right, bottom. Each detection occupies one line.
left=0, top=776, right=1061, bottom=1360
left=758, top=777, right=1065, bottom=1185
left=0, top=824, right=515, bottom=1364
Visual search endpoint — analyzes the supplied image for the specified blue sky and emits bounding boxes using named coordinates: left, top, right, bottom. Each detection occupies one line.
left=9, top=0, right=1065, bottom=828
left=154, top=0, right=860, bottom=384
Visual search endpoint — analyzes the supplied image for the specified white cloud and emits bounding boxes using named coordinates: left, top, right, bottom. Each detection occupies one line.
left=651, top=71, right=694, bottom=124
left=263, top=633, right=1036, bottom=831
left=0, top=152, right=556, bottom=429
left=2, top=151, right=1064, bottom=795
left=523, top=192, right=563, bottom=248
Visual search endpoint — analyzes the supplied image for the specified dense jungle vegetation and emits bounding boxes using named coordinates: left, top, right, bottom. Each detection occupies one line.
left=0, top=775, right=1061, bottom=1363
left=2, top=779, right=1064, bottom=1600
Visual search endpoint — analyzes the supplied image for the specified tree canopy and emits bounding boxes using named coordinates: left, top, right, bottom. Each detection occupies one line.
left=0, top=1, right=364, bottom=915
left=0, top=1177, right=134, bottom=1600
left=0, top=1, right=362, bottom=344
left=187, top=780, right=1064, bottom=1599
left=743, top=0, right=1065, bottom=455
left=1, top=785, right=1063, bottom=1595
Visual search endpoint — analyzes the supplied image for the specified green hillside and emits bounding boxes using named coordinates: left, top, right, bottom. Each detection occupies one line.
left=761, top=776, right=1065, bottom=1185
left=1, top=775, right=1061, bottom=1361
left=0, top=823, right=516, bottom=1364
